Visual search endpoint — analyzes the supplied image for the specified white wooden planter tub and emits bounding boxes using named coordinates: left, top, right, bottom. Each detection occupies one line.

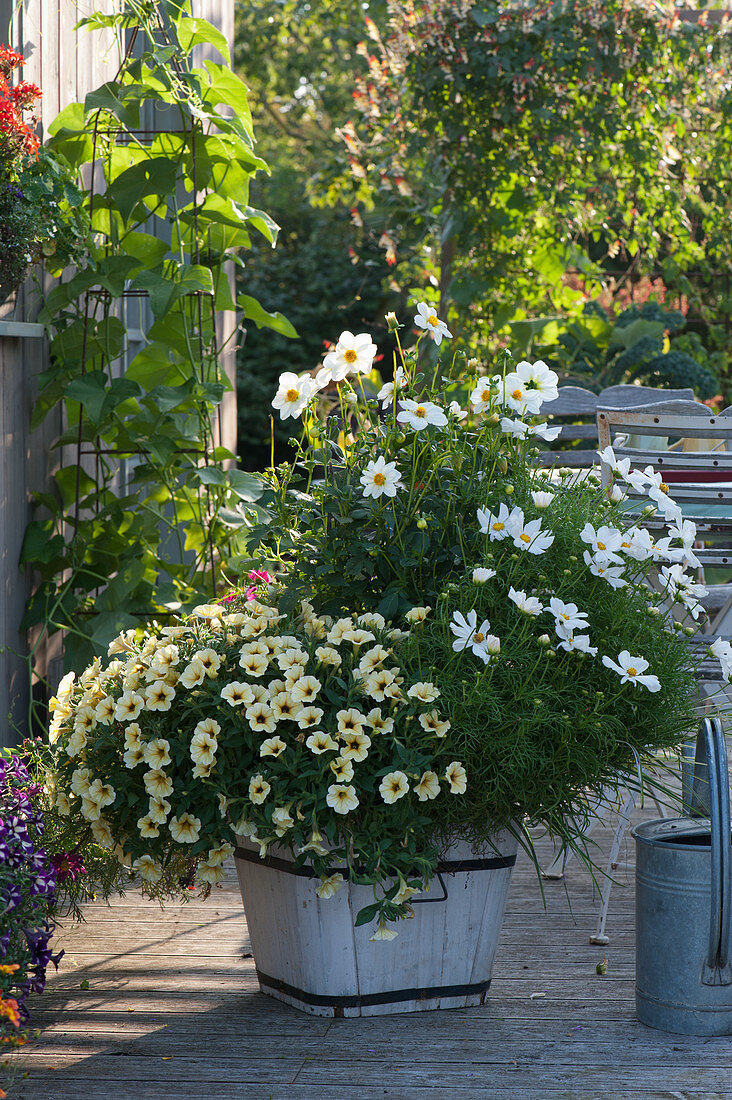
left=233, top=830, right=518, bottom=1017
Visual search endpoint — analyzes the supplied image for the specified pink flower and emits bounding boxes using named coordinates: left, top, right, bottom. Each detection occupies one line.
left=245, top=569, right=272, bottom=601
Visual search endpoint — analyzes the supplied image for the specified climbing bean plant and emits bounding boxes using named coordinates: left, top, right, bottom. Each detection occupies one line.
left=21, top=0, right=291, bottom=676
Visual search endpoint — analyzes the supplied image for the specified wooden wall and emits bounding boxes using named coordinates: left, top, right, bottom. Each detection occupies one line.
left=0, top=0, right=237, bottom=747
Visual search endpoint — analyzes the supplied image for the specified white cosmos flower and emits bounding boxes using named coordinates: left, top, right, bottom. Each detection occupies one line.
left=619, top=526, right=655, bottom=562
left=477, top=502, right=512, bottom=540
left=548, top=598, right=588, bottom=632
left=413, top=301, right=452, bottom=345
left=579, top=523, right=624, bottom=564
left=602, top=650, right=661, bottom=692
left=529, top=422, right=562, bottom=442
left=710, top=638, right=732, bottom=680
left=377, top=365, right=406, bottom=407
left=501, top=373, right=539, bottom=416
left=508, top=587, right=543, bottom=616
left=500, top=416, right=530, bottom=438
left=448, top=400, right=467, bottom=420
left=473, top=567, right=497, bottom=583
left=470, top=378, right=498, bottom=414
left=397, top=398, right=448, bottom=431
left=583, top=550, right=627, bottom=588
left=660, top=564, right=707, bottom=618
left=360, top=456, right=402, bottom=499
left=450, top=609, right=496, bottom=663
left=321, top=330, right=377, bottom=381
left=516, top=359, right=559, bottom=405
left=271, top=372, right=316, bottom=420
left=505, top=508, right=555, bottom=555
left=531, top=490, right=555, bottom=509
left=597, top=445, right=632, bottom=479
left=555, top=622, right=598, bottom=656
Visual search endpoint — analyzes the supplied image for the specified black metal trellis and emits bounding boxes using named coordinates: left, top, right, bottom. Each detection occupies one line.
left=70, top=8, right=227, bottom=607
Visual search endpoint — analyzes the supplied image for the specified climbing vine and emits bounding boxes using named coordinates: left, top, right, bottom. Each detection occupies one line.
left=21, top=0, right=290, bottom=677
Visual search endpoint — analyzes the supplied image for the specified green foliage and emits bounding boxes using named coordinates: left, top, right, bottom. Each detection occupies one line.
left=237, top=310, right=699, bottom=872
left=233, top=0, right=395, bottom=468
left=530, top=300, right=720, bottom=398
left=23, top=0, right=283, bottom=690
left=328, top=0, right=732, bottom=359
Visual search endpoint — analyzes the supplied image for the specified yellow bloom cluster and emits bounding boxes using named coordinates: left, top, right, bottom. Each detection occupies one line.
left=47, top=595, right=466, bottom=923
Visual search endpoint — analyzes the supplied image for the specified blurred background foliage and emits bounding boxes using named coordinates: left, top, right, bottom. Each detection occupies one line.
left=234, top=0, right=732, bottom=469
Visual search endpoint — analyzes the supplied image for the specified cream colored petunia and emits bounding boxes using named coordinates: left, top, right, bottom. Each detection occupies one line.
left=134, top=855, right=163, bottom=883
left=94, top=695, right=116, bottom=725
left=147, top=795, right=172, bottom=824
left=306, top=731, right=338, bottom=754
left=124, top=722, right=142, bottom=748
left=192, top=761, right=213, bottom=779
left=326, top=618, right=354, bottom=646
left=260, top=735, right=287, bottom=759
left=179, top=658, right=206, bottom=690
left=379, top=771, right=409, bottom=804
left=364, top=708, right=394, bottom=735
left=358, top=645, right=391, bottom=675
left=342, top=628, right=375, bottom=648
left=80, top=797, right=102, bottom=822
left=276, top=647, right=309, bottom=673
left=415, top=771, right=441, bottom=801
left=329, top=757, right=355, bottom=783
left=55, top=671, right=76, bottom=706
left=221, top=681, right=255, bottom=707
left=363, top=668, right=396, bottom=702
left=369, top=915, right=399, bottom=941
left=270, top=691, right=303, bottom=723
left=418, top=710, right=451, bottom=738
left=191, top=728, right=219, bottom=767
left=70, top=767, right=92, bottom=796
left=73, top=705, right=97, bottom=732
left=193, top=648, right=223, bottom=676
left=143, top=738, right=172, bottom=769
left=407, top=681, right=440, bottom=703
left=169, top=812, right=201, bottom=844
left=206, top=842, right=234, bottom=866
left=114, top=690, right=144, bottom=723
left=339, top=731, right=371, bottom=762
left=123, top=744, right=145, bottom=769
left=284, top=663, right=307, bottom=687
left=272, top=806, right=295, bottom=836
left=248, top=774, right=271, bottom=804
left=144, top=680, right=176, bottom=711
left=65, top=729, right=88, bottom=757
left=196, top=861, right=226, bottom=886
left=336, top=708, right=367, bottom=736
left=296, top=705, right=324, bottom=729
left=405, top=605, right=431, bottom=623
left=238, top=651, right=269, bottom=678
left=289, top=675, right=322, bottom=705
left=55, top=791, right=71, bottom=816
left=315, top=645, right=342, bottom=667
left=190, top=603, right=226, bottom=622
left=445, top=761, right=468, bottom=794
left=137, top=814, right=160, bottom=838
left=316, top=873, right=345, bottom=899
left=87, top=778, right=116, bottom=808
left=91, top=818, right=114, bottom=847
left=245, top=701, right=277, bottom=733
left=143, top=768, right=174, bottom=799
left=326, top=783, right=359, bottom=814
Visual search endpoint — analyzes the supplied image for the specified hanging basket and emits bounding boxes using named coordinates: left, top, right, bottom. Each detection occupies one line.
left=233, top=829, right=518, bottom=1017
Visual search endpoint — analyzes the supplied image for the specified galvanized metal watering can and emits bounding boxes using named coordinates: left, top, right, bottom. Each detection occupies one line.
left=633, top=715, right=732, bottom=1035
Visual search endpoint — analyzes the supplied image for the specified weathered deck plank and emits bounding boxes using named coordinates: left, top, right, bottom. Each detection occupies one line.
left=11, top=811, right=731, bottom=1100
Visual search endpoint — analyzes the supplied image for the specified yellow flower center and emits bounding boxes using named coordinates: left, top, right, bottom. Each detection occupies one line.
left=473, top=631, right=485, bottom=644
left=492, top=522, right=504, bottom=531
left=597, top=541, right=606, bottom=551
left=286, top=388, right=299, bottom=403
left=415, top=405, right=427, bottom=418
left=660, top=482, right=669, bottom=494
left=627, top=667, right=637, bottom=677
left=481, top=389, right=491, bottom=402
left=344, top=348, right=358, bottom=363
left=373, top=472, right=386, bottom=486
left=519, top=533, right=531, bottom=543
left=511, top=388, right=523, bottom=401
left=427, top=314, right=439, bottom=327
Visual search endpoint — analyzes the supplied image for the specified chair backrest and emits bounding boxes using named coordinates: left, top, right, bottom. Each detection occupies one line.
left=596, top=400, right=732, bottom=645
left=537, top=385, right=696, bottom=467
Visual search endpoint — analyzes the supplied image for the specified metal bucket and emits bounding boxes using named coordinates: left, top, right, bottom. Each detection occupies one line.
left=633, top=716, right=732, bottom=1034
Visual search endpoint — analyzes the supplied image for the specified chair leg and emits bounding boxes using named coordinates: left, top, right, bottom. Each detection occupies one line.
left=588, top=792, right=636, bottom=945
left=541, top=785, right=616, bottom=880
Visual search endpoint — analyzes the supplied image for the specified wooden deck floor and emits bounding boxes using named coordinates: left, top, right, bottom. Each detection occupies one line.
left=11, top=809, right=732, bottom=1100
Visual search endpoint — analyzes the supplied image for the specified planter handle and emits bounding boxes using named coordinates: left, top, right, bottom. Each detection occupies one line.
left=696, top=716, right=732, bottom=986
